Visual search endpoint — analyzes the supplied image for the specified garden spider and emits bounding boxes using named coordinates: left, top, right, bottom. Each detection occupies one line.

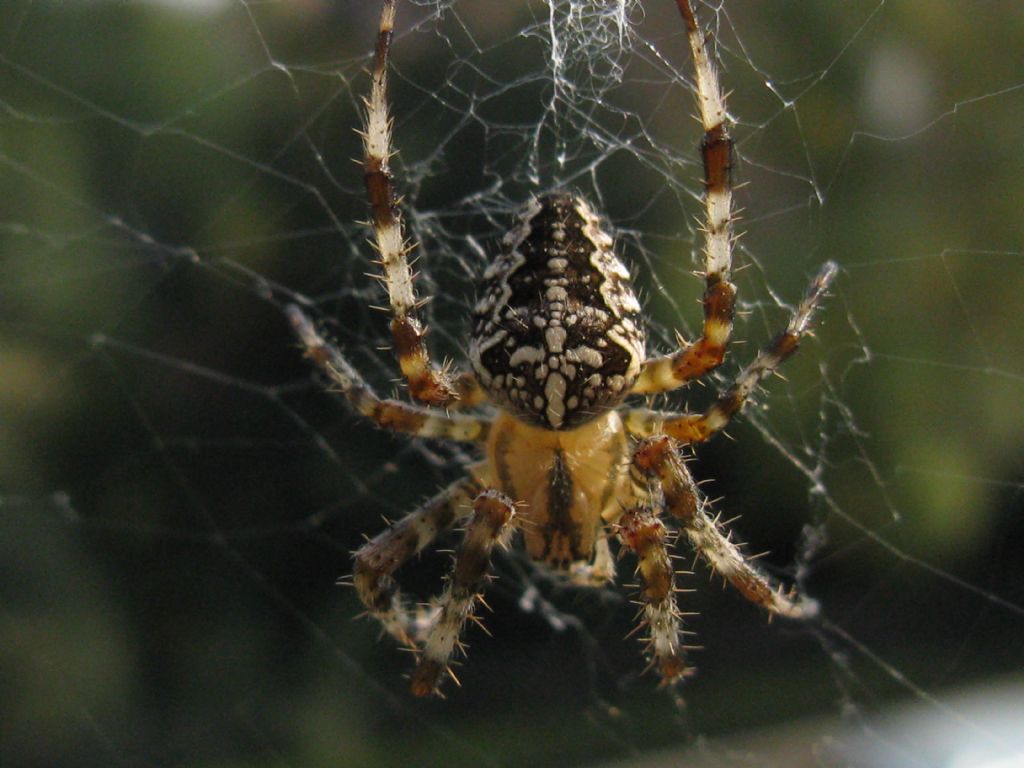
left=288, top=0, right=837, bottom=697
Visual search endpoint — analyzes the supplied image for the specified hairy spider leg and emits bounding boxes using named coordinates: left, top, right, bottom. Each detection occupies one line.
left=633, top=0, right=737, bottom=395
left=353, top=477, right=483, bottom=646
left=410, top=489, right=517, bottom=697
left=617, top=503, right=693, bottom=685
left=287, top=304, right=490, bottom=443
left=626, top=261, right=837, bottom=443
left=632, top=435, right=818, bottom=618
left=362, top=0, right=460, bottom=406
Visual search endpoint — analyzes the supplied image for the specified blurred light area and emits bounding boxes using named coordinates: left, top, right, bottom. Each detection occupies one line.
left=861, top=43, right=937, bottom=136
left=81, top=0, right=231, bottom=14
left=593, top=677, right=1024, bottom=768
left=856, top=677, right=1024, bottom=768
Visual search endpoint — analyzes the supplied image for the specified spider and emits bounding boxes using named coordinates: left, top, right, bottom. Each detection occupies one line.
left=288, top=0, right=837, bottom=697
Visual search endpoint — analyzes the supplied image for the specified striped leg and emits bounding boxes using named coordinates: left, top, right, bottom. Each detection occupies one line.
left=288, top=304, right=489, bottom=443
left=410, top=489, right=516, bottom=697
left=353, top=477, right=481, bottom=646
left=632, top=0, right=736, bottom=395
left=625, top=261, right=837, bottom=443
left=362, top=0, right=458, bottom=406
left=633, top=435, right=818, bottom=619
left=618, top=505, right=692, bottom=684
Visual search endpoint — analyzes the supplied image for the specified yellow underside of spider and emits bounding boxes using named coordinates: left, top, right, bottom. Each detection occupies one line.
left=474, top=411, right=631, bottom=571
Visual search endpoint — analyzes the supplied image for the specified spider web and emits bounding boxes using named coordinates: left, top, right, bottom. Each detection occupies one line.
left=2, top=1, right=1023, bottom=766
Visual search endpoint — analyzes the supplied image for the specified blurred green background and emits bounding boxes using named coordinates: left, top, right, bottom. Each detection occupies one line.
left=1, top=1, right=1022, bottom=766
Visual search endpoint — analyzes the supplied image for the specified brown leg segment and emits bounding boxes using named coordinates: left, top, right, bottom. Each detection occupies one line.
left=288, top=304, right=490, bottom=443
left=352, top=477, right=481, bottom=646
left=361, top=0, right=458, bottom=406
left=626, top=261, right=838, bottom=443
left=632, top=435, right=818, bottom=619
left=632, top=0, right=736, bottom=396
left=618, top=505, right=692, bottom=685
left=411, top=489, right=516, bottom=697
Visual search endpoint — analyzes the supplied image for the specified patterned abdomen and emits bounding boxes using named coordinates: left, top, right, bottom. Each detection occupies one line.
left=470, top=193, right=646, bottom=430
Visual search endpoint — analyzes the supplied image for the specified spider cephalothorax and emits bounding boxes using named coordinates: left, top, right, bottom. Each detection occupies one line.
left=288, top=0, right=837, bottom=697
left=470, top=193, right=645, bottom=430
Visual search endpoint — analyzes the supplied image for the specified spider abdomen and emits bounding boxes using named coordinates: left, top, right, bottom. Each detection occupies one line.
left=469, top=193, right=646, bottom=430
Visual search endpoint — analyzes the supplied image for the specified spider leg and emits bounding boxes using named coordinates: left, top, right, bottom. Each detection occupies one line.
left=632, top=0, right=736, bottom=396
left=632, top=435, right=818, bottom=619
left=288, top=304, right=490, bottom=443
left=353, top=476, right=482, bottom=646
left=617, top=504, right=692, bottom=685
left=362, top=0, right=459, bottom=406
left=411, top=489, right=516, bottom=697
left=626, top=261, right=837, bottom=442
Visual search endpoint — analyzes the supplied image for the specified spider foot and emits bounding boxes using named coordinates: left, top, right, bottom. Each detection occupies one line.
left=410, top=658, right=463, bottom=699
left=768, top=588, right=819, bottom=620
